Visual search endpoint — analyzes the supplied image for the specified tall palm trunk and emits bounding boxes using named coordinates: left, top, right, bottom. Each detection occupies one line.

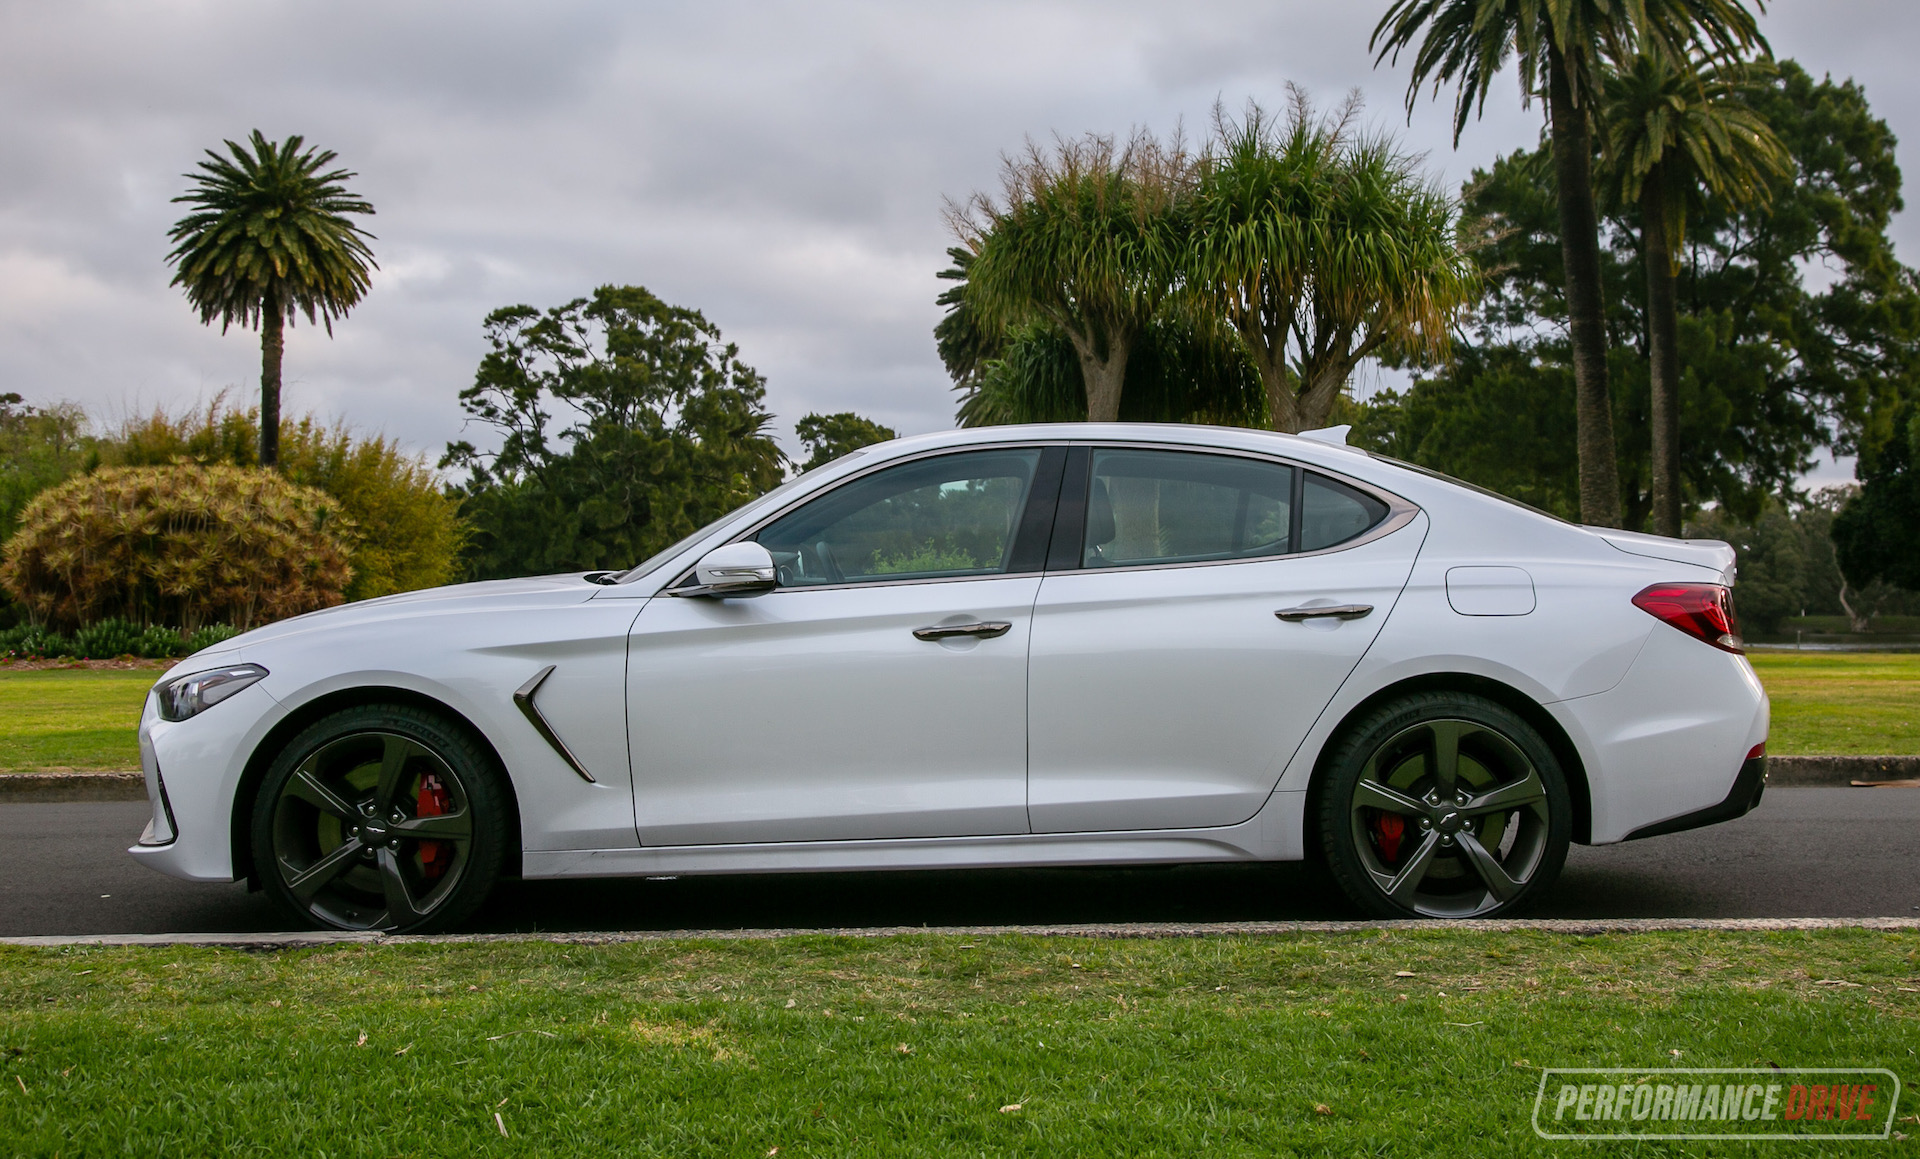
left=1640, top=167, right=1683, bottom=538
left=259, top=307, right=283, bottom=468
left=1546, top=42, right=1622, bottom=528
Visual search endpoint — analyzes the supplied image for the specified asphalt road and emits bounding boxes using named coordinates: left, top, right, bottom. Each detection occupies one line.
left=2, top=788, right=1916, bottom=937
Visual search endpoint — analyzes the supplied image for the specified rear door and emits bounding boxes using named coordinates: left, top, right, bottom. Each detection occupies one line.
left=1025, top=446, right=1423, bottom=833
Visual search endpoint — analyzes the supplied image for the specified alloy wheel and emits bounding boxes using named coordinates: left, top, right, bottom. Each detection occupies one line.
left=1346, top=717, right=1553, bottom=918
left=269, top=730, right=476, bottom=931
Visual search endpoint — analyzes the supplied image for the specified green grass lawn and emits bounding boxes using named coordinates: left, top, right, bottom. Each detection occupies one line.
left=0, top=931, right=1913, bottom=1155
left=1747, top=652, right=1920, bottom=756
left=0, top=654, right=1914, bottom=773
left=0, top=668, right=155, bottom=772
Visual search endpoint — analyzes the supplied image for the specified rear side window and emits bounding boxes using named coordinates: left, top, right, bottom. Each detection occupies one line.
left=1300, top=473, right=1389, bottom=551
left=1082, top=450, right=1294, bottom=568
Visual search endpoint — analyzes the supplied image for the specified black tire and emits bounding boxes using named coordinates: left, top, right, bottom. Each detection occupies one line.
left=251, top=704, right=509, bottom=933
left=1316, top=691, right=1570, bottom=919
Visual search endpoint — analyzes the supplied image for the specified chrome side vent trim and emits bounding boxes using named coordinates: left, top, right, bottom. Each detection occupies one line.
left=512, top=665, right=597, bottom=783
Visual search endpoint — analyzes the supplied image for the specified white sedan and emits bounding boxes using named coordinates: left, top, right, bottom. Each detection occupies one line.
left=130, top=423, right=1768, bottom=929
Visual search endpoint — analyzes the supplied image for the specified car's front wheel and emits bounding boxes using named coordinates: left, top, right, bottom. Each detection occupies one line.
left=251, top=705, right=509, bottom=932
left=1317, top=692, right=1570, bottom=919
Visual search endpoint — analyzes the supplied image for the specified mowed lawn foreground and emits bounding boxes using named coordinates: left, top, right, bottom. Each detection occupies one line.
left=0, top=652, right=1915, bottom=773
left=0, top=931, right=1914, bottom=1156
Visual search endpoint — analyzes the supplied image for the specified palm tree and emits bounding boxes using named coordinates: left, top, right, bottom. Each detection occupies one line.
left=1188, top=95, right=1477, bottom=433
left=1603, top=50, right=1789, bottom=536
left=167, top=131, right=376, bottom=468
left=951, top=131, right=1193, bottom=422
left=1372, top=0, right=1768, bottom=527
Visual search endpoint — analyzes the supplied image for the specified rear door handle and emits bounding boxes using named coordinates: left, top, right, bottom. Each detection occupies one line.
left=913, top=621, right=1013, bottom=641
left=1275, top=604, right=1373, bottom=622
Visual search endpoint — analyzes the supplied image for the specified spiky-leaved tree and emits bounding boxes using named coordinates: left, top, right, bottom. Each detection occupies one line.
left=1188, top=94, right=1476, bottom=433
left=951, top=131, right=1193, bottom=422
left=1603, top=49, right=1789, bottom=536
left=1372, top=0, right=1768, bottom=527
left=166, top=131, right=376, bottom=468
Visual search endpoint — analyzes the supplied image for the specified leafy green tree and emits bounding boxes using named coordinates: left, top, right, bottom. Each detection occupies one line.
left=166, top=131, right=376, bottom=468
left=1833, top=401, right=1920, bottom=594
left=950, top=131, right=1194, bottom=421
left=951, top=313, right=1264, bottom=428
left=795, top=413, right=898, bottom=471
left=0, top=394, right=92, bottom=550
left=1372, top=0, right=1769, bottom=526
left=0, top=394, right=96, bottom=626
left=1602, top=49, right=1790, bottom=535
left=1187, top=94, right=1476, bottom=432
left=1358, top=62, right=1917, bottom=530
left=443, top=286, right=786, bottom=580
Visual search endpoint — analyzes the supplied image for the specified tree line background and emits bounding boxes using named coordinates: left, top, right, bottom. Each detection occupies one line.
left=3, top=1, right=1919, bottom=649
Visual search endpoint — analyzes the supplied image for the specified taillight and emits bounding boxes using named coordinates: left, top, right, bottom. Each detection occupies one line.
left=1632, top=583, right=1743, bottom=653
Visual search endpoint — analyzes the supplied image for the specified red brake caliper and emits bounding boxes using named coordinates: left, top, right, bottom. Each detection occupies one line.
left=416, top=774, right=453, bottom=879
left=1373, top=812, right=1406, bottom=862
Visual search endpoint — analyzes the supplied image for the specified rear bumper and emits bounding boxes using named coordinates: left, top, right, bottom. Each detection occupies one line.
left=1622, top=754, right=1767, bottom=841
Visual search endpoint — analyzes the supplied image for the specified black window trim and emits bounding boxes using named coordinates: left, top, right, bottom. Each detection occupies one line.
left=669, top=443, right=1071, bottom=594
left=1041, top=441, right=1420, bottom=576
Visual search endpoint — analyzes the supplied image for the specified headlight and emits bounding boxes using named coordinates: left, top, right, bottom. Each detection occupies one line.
left=156, top=664, right=269, bottom=722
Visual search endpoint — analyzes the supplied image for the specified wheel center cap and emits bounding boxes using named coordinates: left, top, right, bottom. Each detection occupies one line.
left=359, top=819, right=391, bottom=846
left=1436, top=810, right=1464, bottom=835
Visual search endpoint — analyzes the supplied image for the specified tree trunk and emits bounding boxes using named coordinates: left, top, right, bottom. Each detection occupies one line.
left=1641, top=173, right=1684, bottom=538
left=1838, top=580, right=1871, bottom=634
left=1295, top=357, right=1356, bottom=433
left=1547, top=44, right=1622, bottom=528
left=1071, top=331, right=1130, bottom=422
left=1243, top=333, right=1301, bottom=433
left=259, top=307, right=284, bottom=469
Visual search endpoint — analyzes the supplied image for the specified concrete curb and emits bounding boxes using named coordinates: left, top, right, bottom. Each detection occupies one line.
left=5, top=916, right=1919, bottom=950
left=0, top=771, right=145, bottom=802
left=1769, top=755, right=1920, bottom=786
left=3, top=756, right=1918, bottom=803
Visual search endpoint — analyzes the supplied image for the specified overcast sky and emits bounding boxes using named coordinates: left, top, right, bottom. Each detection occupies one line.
left=1, top=2, right=1912, bottom=481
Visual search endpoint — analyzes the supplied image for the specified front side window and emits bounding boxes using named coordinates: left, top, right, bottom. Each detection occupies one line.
left=1083, top=450, right=1294, bottom=568
left=755, top=449, right=1042, bottom=587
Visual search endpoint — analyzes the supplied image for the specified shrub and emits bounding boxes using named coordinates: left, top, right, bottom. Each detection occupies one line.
left=0, top=465, right=353, bottom=631
left=107, top=400, right=466, bottom=601
left=0, top=624, right=73, bottom=659
left=184, top=623, right=240, bottom=654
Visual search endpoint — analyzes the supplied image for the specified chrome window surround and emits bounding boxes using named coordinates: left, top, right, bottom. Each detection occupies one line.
left=666, top=440, right=1420, bottom=594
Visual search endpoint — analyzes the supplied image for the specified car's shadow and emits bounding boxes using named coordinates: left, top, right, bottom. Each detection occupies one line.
left=471, top=861, right=1359, bottom=933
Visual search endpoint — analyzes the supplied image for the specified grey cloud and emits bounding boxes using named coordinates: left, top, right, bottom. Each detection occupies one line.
left=1, top=0, right=1914, bottom=462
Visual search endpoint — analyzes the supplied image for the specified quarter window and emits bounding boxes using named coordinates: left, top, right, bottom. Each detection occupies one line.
left=1300, top=473, right=1389, bottom=551
left=754, top=449, right=1042, bottom=586
left=1082, top=450, right=1294, bottom=568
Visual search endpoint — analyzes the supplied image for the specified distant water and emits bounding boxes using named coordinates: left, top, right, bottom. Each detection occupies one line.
left=1748, top=639, right=1920, bottom=653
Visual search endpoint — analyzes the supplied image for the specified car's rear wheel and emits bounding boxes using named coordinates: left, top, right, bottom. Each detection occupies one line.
left=252, top=705, right=508, bottom=933
left=1317, top=692, right=1570, bottom=919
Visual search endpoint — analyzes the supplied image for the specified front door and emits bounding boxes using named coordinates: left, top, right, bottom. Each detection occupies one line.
left=1027, top=447, right=1425, bottom=833
left=626, top=446, right=1062, bottom=845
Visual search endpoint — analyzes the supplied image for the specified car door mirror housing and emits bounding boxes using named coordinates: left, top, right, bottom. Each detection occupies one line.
left=687, top=541, right=777, bottom=597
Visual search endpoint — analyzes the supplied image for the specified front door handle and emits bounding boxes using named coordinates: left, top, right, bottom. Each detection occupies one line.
left=913, top=621, right=1013, bottom=641
left=1275, top=604, right=1374, bottom=622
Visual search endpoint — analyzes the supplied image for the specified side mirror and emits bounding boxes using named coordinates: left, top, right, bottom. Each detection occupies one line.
left=686, top=541, right=777, bottom=597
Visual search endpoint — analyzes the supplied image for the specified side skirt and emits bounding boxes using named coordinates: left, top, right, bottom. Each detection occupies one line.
left=523, top=791, right=1307, bottom=879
